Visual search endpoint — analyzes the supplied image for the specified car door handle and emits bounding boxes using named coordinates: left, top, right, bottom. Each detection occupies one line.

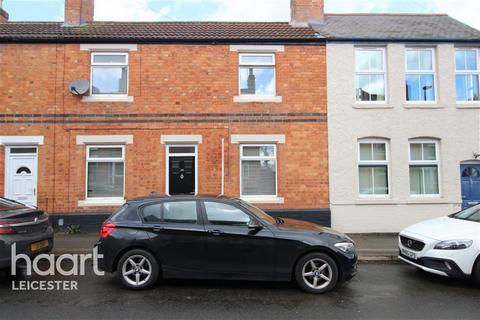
left=152, top=225, right=164, bottom=232
left=207, top=229, right=223, bottom=236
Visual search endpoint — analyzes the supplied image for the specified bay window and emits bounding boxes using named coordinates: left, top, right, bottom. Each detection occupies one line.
left=456, top=48, right=480, bottom=102
left=358, top=140, right=389, bottom=196
left=86, top=146, right=125, bottom=199
left=405, top=48, right=436, bottom=102
left=240, top=145, right=277, bottom=197
left=409, top=141, right=440, bottom=195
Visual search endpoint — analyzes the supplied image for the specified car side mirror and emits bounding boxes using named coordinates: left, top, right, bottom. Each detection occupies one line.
left=248, top=219, right=262, bottom=230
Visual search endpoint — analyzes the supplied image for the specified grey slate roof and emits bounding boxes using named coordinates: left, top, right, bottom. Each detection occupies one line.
left=0, top=21, right=320, bottom=43
left=312, top=14, right=480, bottom=42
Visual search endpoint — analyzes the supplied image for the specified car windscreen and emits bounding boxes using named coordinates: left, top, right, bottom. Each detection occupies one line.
left=0, top=198, right=24, bottom=211
left=237, top=200, right=276, bottom=225
left=451, top=205, right=480, bottom=222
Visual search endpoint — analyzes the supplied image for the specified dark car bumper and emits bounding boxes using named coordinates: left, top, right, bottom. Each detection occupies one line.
left=337, top=253, right=358, bottom=282
left=0, top=226, right=54, bottom=269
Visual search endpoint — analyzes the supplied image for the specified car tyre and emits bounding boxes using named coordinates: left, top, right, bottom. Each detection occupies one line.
left=295, top=252, right=339, bottom=294
left=117, top=249, right=159, bottom=290
left=473, top=258, right=480, bottom=288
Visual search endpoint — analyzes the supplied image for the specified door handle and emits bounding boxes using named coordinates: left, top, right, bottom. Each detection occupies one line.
left=152, top=225, right=164, bottom=232
left=207, top=229, right=223, bottom=236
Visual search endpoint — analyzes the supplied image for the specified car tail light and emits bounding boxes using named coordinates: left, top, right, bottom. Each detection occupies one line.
left=100, top=223, right=116, bottom=239
left=0, top=221, right=19, bottom=234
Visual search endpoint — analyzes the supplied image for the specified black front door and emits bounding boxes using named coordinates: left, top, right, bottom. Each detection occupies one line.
left=169, top=156, right=195, bottom=195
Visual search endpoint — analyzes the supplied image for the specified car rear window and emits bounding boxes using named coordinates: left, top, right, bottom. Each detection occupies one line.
left=111, top=204, right=140, bottom=222
left=140, top=201, right=197, bottom=224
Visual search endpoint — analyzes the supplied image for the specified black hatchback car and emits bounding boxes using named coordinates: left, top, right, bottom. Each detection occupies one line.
left=0, top=198, right=54, bottom=271
left=96, top=196, right=357, bottom=293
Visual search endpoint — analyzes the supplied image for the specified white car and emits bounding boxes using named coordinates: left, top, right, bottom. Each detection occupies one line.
left=399, top=205, right=480, bottom=285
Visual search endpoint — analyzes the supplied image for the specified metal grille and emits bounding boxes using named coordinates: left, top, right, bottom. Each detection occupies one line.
left=400, top=236, right=425, bottom=251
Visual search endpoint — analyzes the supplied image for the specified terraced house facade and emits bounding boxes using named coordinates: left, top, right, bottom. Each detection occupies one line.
left=0, top=0, right=330, bottom=225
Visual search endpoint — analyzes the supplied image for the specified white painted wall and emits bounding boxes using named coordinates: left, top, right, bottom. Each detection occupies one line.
left=327, top=42, right=480, bottom=233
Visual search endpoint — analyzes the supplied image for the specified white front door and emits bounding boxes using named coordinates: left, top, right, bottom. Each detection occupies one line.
left=5, top=147, right=38, bottom=206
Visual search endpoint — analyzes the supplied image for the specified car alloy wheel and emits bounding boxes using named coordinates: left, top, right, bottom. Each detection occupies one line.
left=302, top=258, right=333, bottom=290
left=122, top=255, right=152, bottom=287
left=117, top=249, right=159, bottom=290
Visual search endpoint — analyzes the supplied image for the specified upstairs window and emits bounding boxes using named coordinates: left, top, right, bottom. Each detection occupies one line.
left=91, top=52, right=128, bottom=96
left=406, top=48, right=436, bottom=102
left=409, top=141, right=440, bottom=196
left=358, top=140, right=389, bottom=196
left=355, top=48, right=386, bottom=102
left=456, top=49, right=480, bottom=102
left=239, top=54, right=275, bottom=97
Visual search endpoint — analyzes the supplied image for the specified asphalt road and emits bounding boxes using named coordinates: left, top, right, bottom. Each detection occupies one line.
left=0, top=262, right=478, bottom=320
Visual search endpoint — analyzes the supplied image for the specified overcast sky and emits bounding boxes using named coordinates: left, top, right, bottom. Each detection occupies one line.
left=3, top=0, right=480, bottom=30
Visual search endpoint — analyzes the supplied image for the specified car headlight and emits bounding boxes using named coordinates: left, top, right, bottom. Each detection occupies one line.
left=434, top=240, right=473, bottom=250
left=334, top=242, right=356, bottom=254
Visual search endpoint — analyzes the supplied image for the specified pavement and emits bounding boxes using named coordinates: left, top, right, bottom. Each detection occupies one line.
left=1, top=262, right=478, bottom=320
left=52, top=232, right=399, bottom=261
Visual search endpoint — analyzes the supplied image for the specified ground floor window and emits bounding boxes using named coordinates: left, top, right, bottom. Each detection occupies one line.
left=358, top=140, right=389, bottom=196
left=409, top=141, right=440, bottom=195
left=86, top=145, right=125, bottom=198
left=240, top=145, right=277, bottom=197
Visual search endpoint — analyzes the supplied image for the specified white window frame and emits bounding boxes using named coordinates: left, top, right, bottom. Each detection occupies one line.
left=408, top=140, right=441, bottom=197
left=238, top=53, right=276, bottom=97
left=357, top=139, right=390, bottom=197
left=85, top=145, right=125, bottom=201
left=90, top=52, right=129, bottom=97
left=455, top=48, right=480, bottom=103
left=405, top=48, right=437, bottom=104
left=355, top=47, right=388, bottom=104
left=240, top=144, right=278, bottom=198
left=165, top=145, right=198, bottom=196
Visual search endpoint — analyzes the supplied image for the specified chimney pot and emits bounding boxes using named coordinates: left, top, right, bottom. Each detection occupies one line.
left=290, top=0, right=324, bottom=27
left=0, top=0, right=9, bottom=23
left=64, top=0, right=94, bottom=25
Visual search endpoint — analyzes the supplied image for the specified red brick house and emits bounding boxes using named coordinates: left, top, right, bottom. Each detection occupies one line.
left=0, top=0, right=329, bottom=226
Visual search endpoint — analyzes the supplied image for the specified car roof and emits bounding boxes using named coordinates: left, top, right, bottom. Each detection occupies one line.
left=127, top=194, right=241, bottom=204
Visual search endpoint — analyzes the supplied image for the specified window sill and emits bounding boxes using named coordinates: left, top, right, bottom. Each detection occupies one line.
left=457, top=103, right=480, bottom=109
left=240, top=196, right=284, bottom=204
left=353, top=104, right=393, bottom=109
left=78, top=199, right=126, bottom=207
left=233, top=96, right=283, bottom=103
left=81, top=96, right=134, bottom=103
left=403, top=104, right=444, bottom=109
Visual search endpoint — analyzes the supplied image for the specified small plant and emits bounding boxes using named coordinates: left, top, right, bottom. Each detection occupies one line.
left=66, top=224, right=81, bottom=234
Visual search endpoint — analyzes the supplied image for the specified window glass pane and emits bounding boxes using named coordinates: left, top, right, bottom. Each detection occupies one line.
left=409, top=166, right=423, bottom=195
left=372, top=143, right=386, bottom=160
left=240, top=67, right=275, bottom=96
left=418, top=50, right=433, bottom=70
left=472, top=75, right=480, bottom=101
left=359, top=143, right=372, bottom=161
left=141, top=204, right=162, bottom=223
left=241, top=160, right=276, bottom=196
left=169, top=147, right=195, bottom=154
left=10, top=148, right=37, bottom=154
left=87, top=162, right=124, bottom=198
left=243, top=146, right=275, bottom=157
left=163, top=201, right=197, bottom=222
left=465, top=50, right=477, bottom=70
left=456, top=74, right=468, bottom=101
left=92, top=67, right=128, bottom=95
left=456, top=50, right=466, bottom=71
left=356, top=50, right=371, bottom=71
left=93, top=54, right=127, bottom=64
left=204, top=202, right=250, bottom=225
left=407, top=50, right=419, bottom=70
left=356, top=74, right=385, bottom=101
left=423, top=166, right=439, bottom=194
left=89, top=147, right=123, bottom=158
left=423, top=143, right=436, bottom=160
left=356, top=50, right=383, bottom=71
left=406, top=74, right=435, bottom=101
left=241, top=55, right=274, bottom=65
left=373, top=166, right=388, bottom=195
left=410, top=144, right=423, bottom=161
left=359, top=167, right=373, bottom=195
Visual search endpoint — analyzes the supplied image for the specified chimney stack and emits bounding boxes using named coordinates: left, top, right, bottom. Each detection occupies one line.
left=290, top=0, right=324, bottom=27
left=0, top=0, right=9, bottom=23
left=64, top=0, right=94, bottom=26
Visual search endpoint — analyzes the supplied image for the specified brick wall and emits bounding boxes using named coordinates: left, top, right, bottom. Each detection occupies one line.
left=0, top=43, right=328, bottom=214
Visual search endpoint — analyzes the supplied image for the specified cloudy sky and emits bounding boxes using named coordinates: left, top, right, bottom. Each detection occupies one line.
left=3, top=0, right=480, bottom=30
